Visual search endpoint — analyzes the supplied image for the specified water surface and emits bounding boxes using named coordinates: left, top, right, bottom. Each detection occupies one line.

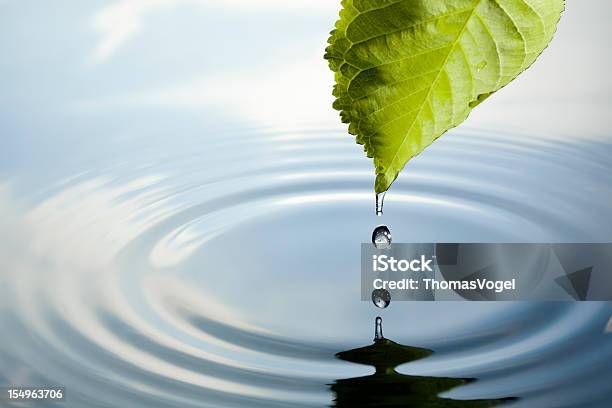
left=0, top=127, right=611, bottom=407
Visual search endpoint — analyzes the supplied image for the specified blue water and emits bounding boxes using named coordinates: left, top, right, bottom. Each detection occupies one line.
left=0, top=127, right=611, bottom=407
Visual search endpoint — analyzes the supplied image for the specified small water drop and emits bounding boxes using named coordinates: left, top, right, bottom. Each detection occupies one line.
left=374, top=316, right=384, bottom=341
left=375, top=191, right=386, bottom=216
left=476, top=60, right=487, bottom=71
left=372, top=225, right=392, bottom=249
left=372, top=289, right=391, bottom=309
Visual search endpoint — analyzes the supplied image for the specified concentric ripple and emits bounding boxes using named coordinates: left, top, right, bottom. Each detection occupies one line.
left=0, top=127, right=611, bottom=407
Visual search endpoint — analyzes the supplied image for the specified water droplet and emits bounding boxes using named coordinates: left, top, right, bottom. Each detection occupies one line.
left=375, top=191, right=386, bottom=216
left=372, top=289, right=391, bottom=309
left=374, top=316, right=384, bottom=340
left=372, top=225, right=392, bottom=249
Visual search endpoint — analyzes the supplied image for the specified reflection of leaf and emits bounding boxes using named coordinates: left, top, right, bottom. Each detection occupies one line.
left=333, top=337, right=511, bottom=407
left=325, top=0, right=564, bottom=193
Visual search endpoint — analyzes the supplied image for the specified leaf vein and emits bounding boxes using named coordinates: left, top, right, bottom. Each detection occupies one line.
left=383, top=0, right=483, bottom=183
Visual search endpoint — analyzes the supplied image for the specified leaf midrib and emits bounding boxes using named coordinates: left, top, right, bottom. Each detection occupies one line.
left=380, top=0, right=483, bottom=186
left=346, top=5, right=477, bottom=48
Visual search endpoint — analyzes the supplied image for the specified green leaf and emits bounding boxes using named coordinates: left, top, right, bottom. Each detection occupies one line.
left=325, top=0, right=564, bottom=193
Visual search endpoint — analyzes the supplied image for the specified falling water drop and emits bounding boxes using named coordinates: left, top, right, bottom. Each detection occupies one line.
left=372, top=289, right=391, bottom=309
left=374, top=316, right=384, bottom=341
left=375, top=191, right=386, bottom=216
left=372, top=225, right=392, bottom=249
